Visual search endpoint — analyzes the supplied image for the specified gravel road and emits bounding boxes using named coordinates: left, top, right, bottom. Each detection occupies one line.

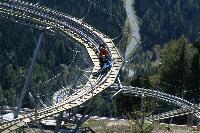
left=125, top=0, right=141, bottom=60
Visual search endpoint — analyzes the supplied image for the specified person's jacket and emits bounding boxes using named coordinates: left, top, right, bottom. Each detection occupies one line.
left=99, top=48, right=109, bottom=57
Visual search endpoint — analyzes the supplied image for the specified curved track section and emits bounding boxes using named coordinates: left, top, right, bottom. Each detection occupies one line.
left=111, top=85, right=200, bottom=121
left=0, top=0, right=122, bottom=132
left=146, top=108, right=196, bottom=122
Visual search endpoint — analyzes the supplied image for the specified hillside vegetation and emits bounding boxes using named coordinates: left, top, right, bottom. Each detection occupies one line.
left=118, top=38, right=200, bottom=123
left=135, top=0, right=200, bottom=50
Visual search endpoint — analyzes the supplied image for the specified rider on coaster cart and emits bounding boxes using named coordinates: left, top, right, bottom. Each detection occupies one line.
left=98, top=46, right=112, bottom=70
left=93, top=46, right=112, bottom=77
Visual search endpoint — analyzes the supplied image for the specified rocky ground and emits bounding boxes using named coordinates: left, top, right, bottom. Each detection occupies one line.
left=21, top=119, right=200, bottom=133
left=83, top=119, right=200, bottom=133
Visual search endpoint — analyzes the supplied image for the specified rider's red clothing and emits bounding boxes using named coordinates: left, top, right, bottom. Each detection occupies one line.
left=99, top=48, right=109, bottom=57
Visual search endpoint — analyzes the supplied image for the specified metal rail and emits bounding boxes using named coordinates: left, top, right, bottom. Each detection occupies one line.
left=0, top=1, right=122, bottom=132
left=110, top=85, right=200, bottom=121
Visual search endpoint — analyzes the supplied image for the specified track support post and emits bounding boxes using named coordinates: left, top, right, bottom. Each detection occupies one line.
left=14, top=32, right=44, bottom=118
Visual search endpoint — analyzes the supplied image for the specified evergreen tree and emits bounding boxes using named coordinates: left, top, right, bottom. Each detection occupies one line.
left=131, top=75, right=142, bottom=88
left=159, top=37, right=195, bottom=96
left=190, top=41, right=200, bottom=99
left=135, top=0, right=200, bottom=50
left=0, top=85, right=3, bottom=105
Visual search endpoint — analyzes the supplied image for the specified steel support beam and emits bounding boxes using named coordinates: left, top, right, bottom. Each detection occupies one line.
left=14, top=32, right=44, bottom=118
left=55, top=112, right=64, bottom=133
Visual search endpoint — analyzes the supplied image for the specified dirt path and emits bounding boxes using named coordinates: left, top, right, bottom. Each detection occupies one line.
left=125, top=0, right=141, bottom=60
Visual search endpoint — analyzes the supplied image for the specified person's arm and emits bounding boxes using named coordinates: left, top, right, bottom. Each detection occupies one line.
left=106, top=49, right=110, bottom=56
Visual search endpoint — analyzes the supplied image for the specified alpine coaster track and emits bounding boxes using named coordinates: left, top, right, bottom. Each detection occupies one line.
left=0, top=0, right=122, bottom=132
